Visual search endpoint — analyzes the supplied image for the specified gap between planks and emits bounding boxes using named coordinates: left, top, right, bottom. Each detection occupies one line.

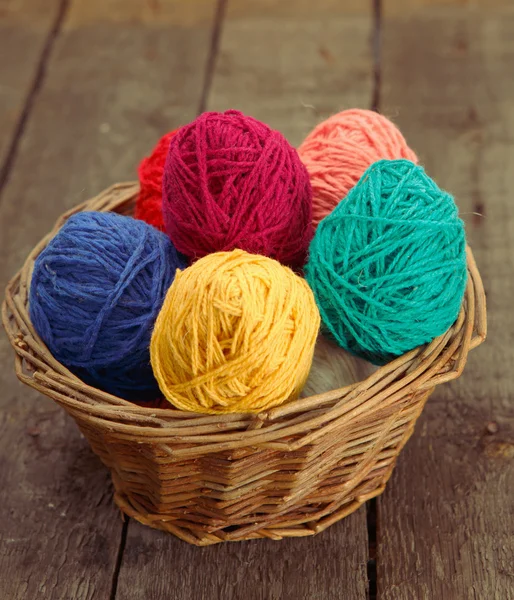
left=367, top=1, right=382, bottom=595
left=109, top=519, right=129, bottom=600
left=198, top=0, right=228, bottom=115
left=371, top=0, right=382, bottom=113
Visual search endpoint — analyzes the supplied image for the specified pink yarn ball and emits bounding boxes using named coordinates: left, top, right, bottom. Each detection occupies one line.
left=162, top=110, right=313, bottom=269
left=298, top=109, right=418, bottom=227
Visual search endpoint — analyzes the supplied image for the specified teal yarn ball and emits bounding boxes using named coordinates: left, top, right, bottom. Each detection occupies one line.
left=305, top=159, right=467, bottom=365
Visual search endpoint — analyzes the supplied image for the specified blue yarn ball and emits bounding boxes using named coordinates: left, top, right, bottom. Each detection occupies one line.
left=29, top=211, right=186, bottom=400
left=305, top=159, right=467, bottom=365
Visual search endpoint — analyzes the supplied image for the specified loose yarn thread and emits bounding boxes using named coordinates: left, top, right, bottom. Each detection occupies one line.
left=305, top=159, right=467, bottom=365
left=162, top=110, right=313, bottom=269
left=151, top=249, right=320, bottom=414
left=135, top=130, right=177, bottom=231
left=298, top=109, right=418, bottom=226
left=30, top=211, right=186, bottom=400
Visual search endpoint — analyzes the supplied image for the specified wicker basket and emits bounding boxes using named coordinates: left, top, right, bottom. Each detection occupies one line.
left=2, top=182, right=487, bottom=546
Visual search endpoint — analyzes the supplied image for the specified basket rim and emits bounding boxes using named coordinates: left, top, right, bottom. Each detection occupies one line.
left=2, top=181, right=487, bottom=458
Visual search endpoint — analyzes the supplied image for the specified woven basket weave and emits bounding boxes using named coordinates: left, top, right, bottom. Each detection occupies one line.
left=2, top=182, right=487, bottom=546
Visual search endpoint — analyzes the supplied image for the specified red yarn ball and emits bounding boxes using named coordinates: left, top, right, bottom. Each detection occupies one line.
left=162, top=110, right=313, bottom=268
left=135, top=130, right=177, bottom=231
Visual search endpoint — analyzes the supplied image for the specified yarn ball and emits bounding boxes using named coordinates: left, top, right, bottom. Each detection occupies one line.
left=150, top=249, right=320, bottom=414
left=29, top=211, right=186, bottom=401
left=298, top=108, right=418, bottom=227
left=300, top=335, right=376, bottom=398
left=305, top=159, right=467, bottom=365
left=162, top=110, right=313, bottom=269
left=135, top=129, right=177, bottom=230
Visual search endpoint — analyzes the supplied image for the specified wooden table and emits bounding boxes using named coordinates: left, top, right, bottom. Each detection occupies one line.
left=1, top=1, right=512, bottom=598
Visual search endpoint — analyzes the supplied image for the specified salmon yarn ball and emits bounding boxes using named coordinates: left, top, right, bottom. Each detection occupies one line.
left=135, top=129, right=177, bottom=230
left=150, top=250, right=320, bottom=414
left=298, top=109, right=417, bottom=227
left=162, top=110, right=313, bottom=269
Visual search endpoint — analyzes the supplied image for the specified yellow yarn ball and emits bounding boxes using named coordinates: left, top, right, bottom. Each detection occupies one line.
left=150, top=250, right=320, bottom=414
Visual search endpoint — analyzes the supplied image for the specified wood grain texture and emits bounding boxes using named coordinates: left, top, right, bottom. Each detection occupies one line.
left=118, top=519, right=368, bottom=600
left=0, top=1, right=216, bottom=597
left=0, top=0, right=62, bottom=173
left=377, top=3, right=514, bottom=599
left=0, top=401, right=122, bottom=600
left=115, top=1, right=373, bottom=598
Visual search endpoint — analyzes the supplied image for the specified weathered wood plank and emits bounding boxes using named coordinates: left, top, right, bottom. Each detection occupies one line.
left=377, top=2, right=514, bottom=598
left=0, top=1, right=216, bottom=598
left=119, top=519, right=369, bottom=600
left=116, top=2, right=373, bottom=599
left=0, top=399, right=123, bottom=600
left=0, top=0, right=63, bottom=177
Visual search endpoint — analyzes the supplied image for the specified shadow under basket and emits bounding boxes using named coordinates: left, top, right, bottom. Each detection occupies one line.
left=2, top=182, right=487, bottom=546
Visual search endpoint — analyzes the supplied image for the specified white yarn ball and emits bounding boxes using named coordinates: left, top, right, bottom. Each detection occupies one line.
left=300, top=335, right=376, bottom=398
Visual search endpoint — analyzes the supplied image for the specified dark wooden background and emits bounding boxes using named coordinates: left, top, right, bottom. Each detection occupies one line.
left=1, top=0, right=513, bottom=598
